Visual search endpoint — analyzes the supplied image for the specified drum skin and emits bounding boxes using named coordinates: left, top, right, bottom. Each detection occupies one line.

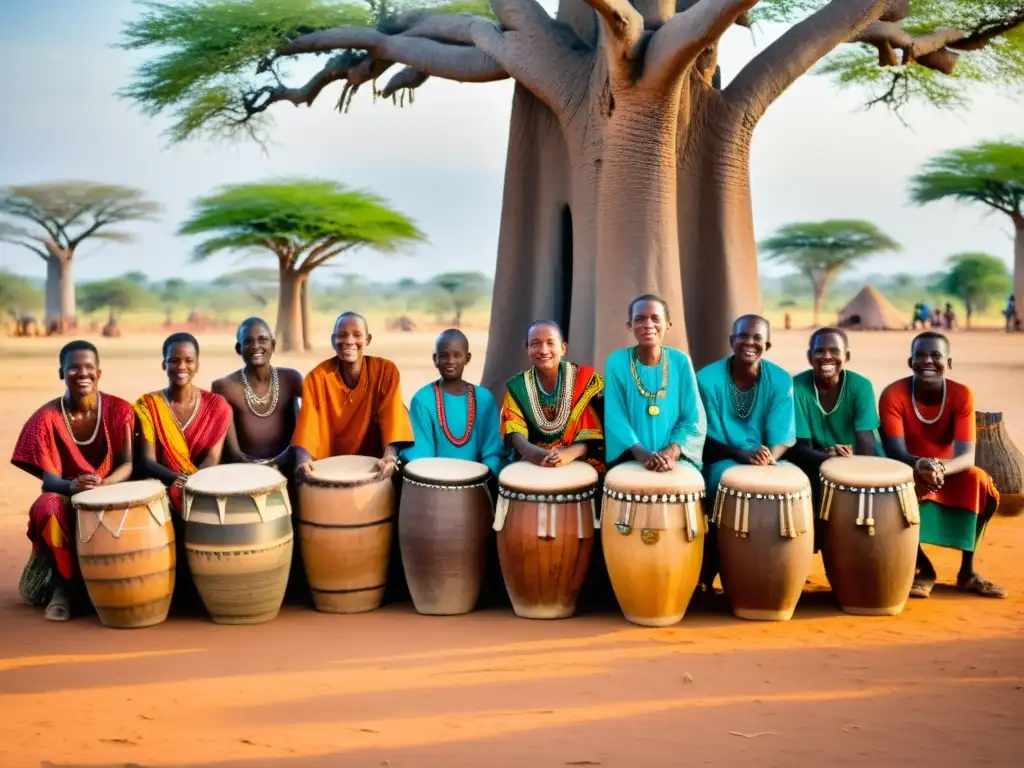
left=498, top=499, right=594, bottom=619
left=399, top=460, right=491, bottom=616
left=298, top=456, right=395, bottom=614
left=74, top=481, right=176, bottom=629
left=717, top=465, right=814, bottom=622
left=184, top=465, right=293, bottom=625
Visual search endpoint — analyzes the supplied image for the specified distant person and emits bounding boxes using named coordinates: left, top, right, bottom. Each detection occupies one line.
left=943, top=303, right=956, bottom=331
left=11, top=341, right=135, bottom=621
left=212, top=318, right=304, bottom=473
left=931, top=308, right=943, bottom=329
left=1006, top=295, right=1018, bottom=332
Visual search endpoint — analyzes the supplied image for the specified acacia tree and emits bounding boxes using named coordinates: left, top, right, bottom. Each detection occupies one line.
left=433, top=271, right=491, bottom=325
left=78, top=277, right=156, bottom=321
left=933, top=252, right=1012, bottom=327
left=759, top=219, right=900, bottom=325
left=0, top=182, right=161, bottom=332
left=910, top=141, right=1024, bottom=313
left=179, top=179, right=424, bottom=351
left=120, top=0, right=1024, bottom=388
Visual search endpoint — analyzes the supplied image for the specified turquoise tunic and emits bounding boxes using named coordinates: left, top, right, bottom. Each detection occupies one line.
left=696, top=357, right=797, bottom=495
left=401, top=383, right=505, bottom=476
left=604, top=347, right=706, bottom=469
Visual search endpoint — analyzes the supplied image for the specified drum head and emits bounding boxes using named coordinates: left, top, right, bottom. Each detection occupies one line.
left=72, top=479, right=166, bottom=509
left=720, top=463, right=810, bottom=494
left=404, top=457, right=489, bottom=486
left=498, top=460, right=598, bottom=492
left=604, top=460, right=705, bottom=495
left=307, top=454, right=382, bottom=486
left=186, top=463, right=287, bottom=497
left=820, top=455, right=913, bottom=488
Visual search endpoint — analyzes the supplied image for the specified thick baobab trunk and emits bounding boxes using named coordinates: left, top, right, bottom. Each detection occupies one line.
left=44, top=258, right=61, bottom=330
left=1014, top=214, right=1024, bottom=325
left=300, top=276, right=313, bottom=350
left=56, top=257, right=76, bottom=332
left=276, top=269, right=305, bottom=352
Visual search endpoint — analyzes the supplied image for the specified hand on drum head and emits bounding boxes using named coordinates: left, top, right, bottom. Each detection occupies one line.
left=70, top=474, right=102, bottom=493
left=375, top=455, right=398, bottom=480
left=832, top=445, right=854, bottom=458
left=644, top=450, right=674, bottom=473
left=295, top=461, right=315, bottom=481
left=171, top=473, right=188, bottom=491
left=541, top=447, right=572, bottom=468
left=742, top=446, right=774, bottom=466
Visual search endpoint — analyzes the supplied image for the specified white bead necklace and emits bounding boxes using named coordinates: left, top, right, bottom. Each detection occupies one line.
left=912, top=378, right=946, bottom=425
left=60, top=392, right=102, bottom=446
left=814, top=371, right=846, bottom=417
left=163, top=388, right=201, bottom=431
left=241, top=366, right=279, bottom=417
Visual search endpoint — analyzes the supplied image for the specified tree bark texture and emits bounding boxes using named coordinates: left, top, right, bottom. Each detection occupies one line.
left=276, top=269, right=305, bottom=352
left=300, top=276, right=313, bottom=350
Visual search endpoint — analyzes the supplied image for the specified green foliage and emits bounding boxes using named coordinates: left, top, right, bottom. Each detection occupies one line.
left=933, top=252, right=1012, bottom=311
left=157, top=277, right=190, bottom=304
left=759, top=219, right=902, bottom=279
left=78, top=278, right=156, bottom=316
left=119, top=0, right=496, bottom=142
left=428, top=271, right=490, bottom=324
left=180, top=179, right=424, bottom=269
left=0, top=271, right=43, bottom=314
left=909, top=140, right=1024, bottom=215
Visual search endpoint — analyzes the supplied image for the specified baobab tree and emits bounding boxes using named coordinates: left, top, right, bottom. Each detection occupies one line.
left=120, top=0, right=1024, bottom=389
left=178, top=179, right=424, bottom=351
left=0, top=182, right=161, bottom=332
left=759, top=219, right=901, bottom=326
left=910, top=141, right=1024, bottom=317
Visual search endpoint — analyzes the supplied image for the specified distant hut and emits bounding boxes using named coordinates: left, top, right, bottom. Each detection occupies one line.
left=837, top=286, right=908, bottom=331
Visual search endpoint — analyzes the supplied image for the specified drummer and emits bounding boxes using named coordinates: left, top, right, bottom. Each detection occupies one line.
left=212, top=317, right=304, bottom=472
left=879, top=332, right=1007, bottom=599
left=696, top=315, right=796, bottom=593
left=134, top=332, right=234, bottom=515
left=604, top=295, right=706, bottom=472
left=500, top=320, right=605, bottom=470
left=402, top=328, right=504, bottom=475
left=292, top=312, right=414, bottom=480
left=11, top=340, right=136, bottom=621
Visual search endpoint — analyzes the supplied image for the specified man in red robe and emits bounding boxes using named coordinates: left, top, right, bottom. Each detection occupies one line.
left=11, top=341, right=135, bottom=621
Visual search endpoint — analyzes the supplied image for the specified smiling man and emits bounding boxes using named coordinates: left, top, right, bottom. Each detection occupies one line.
left=212, top=317, right=304, bottom=473
left=696, top=315, right=796, bottom=593
left=134, top=332, right=233, bottom=515
left=292, top=312, right=414, bottom=481
left=879, top=332, right=1006, bottom=599
left=11, top=341, right=135, bottom=621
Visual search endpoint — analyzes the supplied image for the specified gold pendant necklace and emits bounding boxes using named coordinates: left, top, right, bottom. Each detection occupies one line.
left=629, top=347, right=668, bottom=417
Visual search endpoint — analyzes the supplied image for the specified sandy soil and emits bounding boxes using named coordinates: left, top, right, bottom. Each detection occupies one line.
left=1, top=328, right=1022, bottom=767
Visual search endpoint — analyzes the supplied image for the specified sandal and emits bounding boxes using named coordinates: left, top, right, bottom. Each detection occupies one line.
left=957, top=575, right=1008, bottom=599
left=44, top=596, right=71, bottom=621
left=909, top=578, right=935, bottom=598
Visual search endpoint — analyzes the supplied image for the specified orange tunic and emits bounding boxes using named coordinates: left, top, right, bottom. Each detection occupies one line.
left=292, top=356, right=414, bottom=460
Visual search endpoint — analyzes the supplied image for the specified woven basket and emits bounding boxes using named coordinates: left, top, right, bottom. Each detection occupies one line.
left=975, top=412, right=1024, bottom=517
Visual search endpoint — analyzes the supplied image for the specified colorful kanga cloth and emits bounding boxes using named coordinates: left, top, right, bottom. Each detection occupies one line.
left=500, top=362, right=605, bottom=470
left=793, top=369, right=882, bottom=454
left=879, top=377, right=999, bottom=552
left=603, top=346, right=706, bottom=469
left=697, top=357, right=797, bottom=497
left=292, top=356, right=415, bottom=460
left=10, top=394, right=135, bottom=591
left=134, top=389, right=232, bottom=513
left=401, top=382, right=505, bottom=476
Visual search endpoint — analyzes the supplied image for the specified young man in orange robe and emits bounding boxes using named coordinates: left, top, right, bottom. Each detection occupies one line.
left=293, top=313, right=415, bottom=480
left=879, top=332, right=1006, bottom=599
left=11, top=341, right=135, bottom=621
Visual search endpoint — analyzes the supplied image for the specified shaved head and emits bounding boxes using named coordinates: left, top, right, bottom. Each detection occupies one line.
left=334, top=312, right=368, bottom=334
left=237, top=316, right=273, bottom=344
left=436, top=328, right=469, bottom=354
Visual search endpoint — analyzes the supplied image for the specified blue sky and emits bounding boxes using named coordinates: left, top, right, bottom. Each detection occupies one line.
left=1, top=0, right=1021, bottom=287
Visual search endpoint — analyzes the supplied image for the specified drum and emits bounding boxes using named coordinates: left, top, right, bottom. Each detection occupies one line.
left=602, top=462, right=706, bottom=627
left=73, top=480, right=175, bottom=629
left=297, top=455, right=395, bottom=613
left=494, top=461, right=598, bottom=619
left=399, top=458, right=492, bottom=616
left=819, top=456, right=920, bottom=616
left=713, top=464, right=814, bottom=621
left=183, top=464, right=294, bottom=625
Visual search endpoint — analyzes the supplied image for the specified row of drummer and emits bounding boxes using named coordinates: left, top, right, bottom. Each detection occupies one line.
left=11, top=295, right=1007, bottom=623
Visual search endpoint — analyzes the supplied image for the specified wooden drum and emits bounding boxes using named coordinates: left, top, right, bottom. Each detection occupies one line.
left=184, top=464, right=294, bottom=625
left=399, top=457, right=492, bottom=616
left=298, top=455, right=395, bottom=614
left=602, top=462, right=706, bottom=627
left=494, top=461, right=598, bottom=619
left=819, top=456, right=920, bottom=616
left=713, top=464, right=814, bottom=621
left=73, top=480, right=175, bottom=629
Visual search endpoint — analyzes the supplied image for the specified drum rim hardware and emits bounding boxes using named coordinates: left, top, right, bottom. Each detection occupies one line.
left=493, top=483, right=599, bottom=537
left=403, top=476, right=490, bottom=491
left=76, top=493, right=171, bottom=543
left=712, top=484, right=811, bottom=539
left=818, top=476, right=920, bottom=533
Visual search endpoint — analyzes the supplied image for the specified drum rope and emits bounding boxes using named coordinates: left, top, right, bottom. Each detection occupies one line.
left=493, top=496, right=510, bottom=531
left=741, top=495, right=749, bottom=537
left=576, top=502, right=584, bottom=540
left=591, top=498, right=600, bottom=530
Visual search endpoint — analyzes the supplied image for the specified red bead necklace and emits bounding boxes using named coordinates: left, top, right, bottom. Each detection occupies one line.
left=434, top=381, right=476, bottom=447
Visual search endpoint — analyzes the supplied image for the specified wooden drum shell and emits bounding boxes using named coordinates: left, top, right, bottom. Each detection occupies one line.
left=399, top=477, right=491, bottom=616
left=714, top=472, right=814, bottom=622
left=298, top=459, right=395, bottom=614
left=74, top=481, right=176, bottom=629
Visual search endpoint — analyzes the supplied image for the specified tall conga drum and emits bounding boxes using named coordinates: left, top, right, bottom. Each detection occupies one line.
left=494, top=461, right=598, bottom=619
left=183, top=464, right=294, bottom=625
left=399, top=457, right=492, bottom=616
left=73, top=480, right=175, bottom=629
left=297, top=455, right=395, bottom=613
left=602, top=462, right=706, bottom=627
left=819, top=456, right=920, bottom=616
left=714, top=464, right=814, bottom=621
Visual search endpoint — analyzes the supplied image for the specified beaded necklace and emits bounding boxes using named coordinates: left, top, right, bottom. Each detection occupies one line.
left=241, top=366, right=279, bottom=418
left=629, top=346, right=668, bottom=416
left=728, top=357, right=759, bottom=420
left=912, top=378, right=946, bottom=425
left=524, top=362, right=575, bottom=436
left=61, top=393, right=102, bottom=446
left=433, top=381, right=476, bottom=447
